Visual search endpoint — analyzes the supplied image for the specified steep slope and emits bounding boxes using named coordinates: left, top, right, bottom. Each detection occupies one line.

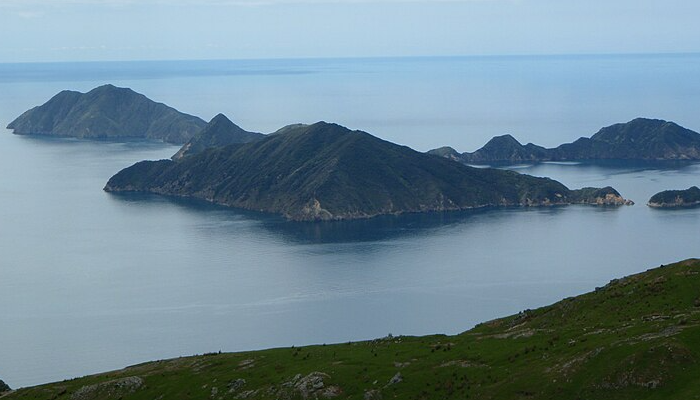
left=7, top=84, right=206, bottom=144
left=431, top=118, right=700, bottom=164
left=105, top=122, right=630, bottom=221
left=0, top=379, right=9, bottom=394
left=172, top=114, right=264, bottom=160
left=7, top=259, right=700, bottom=400
left=648, top=186, right=700, bottom=208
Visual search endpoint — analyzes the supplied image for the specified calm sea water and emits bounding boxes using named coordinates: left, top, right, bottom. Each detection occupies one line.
left=0, top=55, right=699, bottom=388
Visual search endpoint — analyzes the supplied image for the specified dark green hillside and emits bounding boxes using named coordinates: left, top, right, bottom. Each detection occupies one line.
left=7, top=259, right=700, bottom=400
left=172, top=114, right=264, bottom=160
left=0, top=379, right=9, bottom=394
left=105, top=122, right=630, bottom=221
left=648, top=186, right=700, bottom=208
left=270, top=123, right=310, bottom=136
left=431, top=118, right=700, bottom=164
left=7, top=84, right=206, bottom=144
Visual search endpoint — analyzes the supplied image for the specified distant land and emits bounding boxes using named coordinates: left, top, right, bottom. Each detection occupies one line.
left=105, top=122, right=631, bottom=221
left=648, top=186, right=700, bottom=208
left=5, top=258, right=700, bottom=399
left=429, top=118, right=700, bottom=164
left=6, top=85, right=206, bottom=144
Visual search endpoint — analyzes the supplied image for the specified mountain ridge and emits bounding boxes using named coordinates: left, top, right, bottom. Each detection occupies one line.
left=429, top=118, right=700, bottom=164
left=172, top=113, right=264, bottom=160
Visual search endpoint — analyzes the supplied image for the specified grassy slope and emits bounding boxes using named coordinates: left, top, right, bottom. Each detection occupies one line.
left=6, top=259, right=700, bottom=400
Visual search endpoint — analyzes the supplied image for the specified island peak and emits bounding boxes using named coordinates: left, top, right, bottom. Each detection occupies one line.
left=7, top=85, right=206, bottom=144
left=172, top=113, right=263, bottom=160
left=431, top=118, right=700, bottom=164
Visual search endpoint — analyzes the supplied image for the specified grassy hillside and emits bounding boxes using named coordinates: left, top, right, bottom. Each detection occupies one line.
left=6, top=259, right=700, bottom=400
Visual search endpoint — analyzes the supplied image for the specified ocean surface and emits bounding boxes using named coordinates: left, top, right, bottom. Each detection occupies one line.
left=0, top=54, right=699, bottom=388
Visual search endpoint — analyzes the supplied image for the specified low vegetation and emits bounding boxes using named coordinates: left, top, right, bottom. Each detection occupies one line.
left=7, top=259, right=700, bottom=399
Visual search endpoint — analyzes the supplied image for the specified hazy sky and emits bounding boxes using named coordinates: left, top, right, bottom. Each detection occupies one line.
left=1, top=0, right=699, bottom=63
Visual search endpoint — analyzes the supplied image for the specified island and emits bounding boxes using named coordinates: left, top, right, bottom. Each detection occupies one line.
left=6, top=84, right=206, bottom=144
left=105, top=122, right=632, bottom=221
left=648, top=186, right=700, bottom=208
left=172, top=113, right=264, bottom=160
left=6, top=258, right=700, bottom=399
left=429, top=118, right=700, bottom=164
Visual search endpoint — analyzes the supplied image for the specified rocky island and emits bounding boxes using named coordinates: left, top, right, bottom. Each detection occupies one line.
left=7, top=84, right=206, bottom=144
left=430, top=118, right=700, bottom=164
left=648, top=186, right=700, bottom=208
left=6, top=258, right=700, bottom=400
left=105, top=122, right=631, bottom=221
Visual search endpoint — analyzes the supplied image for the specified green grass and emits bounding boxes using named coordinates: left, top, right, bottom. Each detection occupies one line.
left=6, top=259, right=700, bottom=400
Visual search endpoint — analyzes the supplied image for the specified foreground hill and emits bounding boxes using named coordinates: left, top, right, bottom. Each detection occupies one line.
left=105, top=122, right=631, bottom=221
left=172, top=114, right=264, bottom=160
left=648, top=186, right=700, bottom=208
left=430, top=118, right=700, bottom=164
left=6, top=258, right=700, bottom=399
left=0, top=380, right=9, bottom=395
left=7, top=85, right=206, bottom=144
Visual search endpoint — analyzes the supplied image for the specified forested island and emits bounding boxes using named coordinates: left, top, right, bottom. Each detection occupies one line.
left=105, top=122, right=632, bottom=221
left=7, top=85, right=206, bottom=144
left=429, top=118, right=700, bottom=164
left=648, top=186, right=700, bottom=208
left=7, top=85, right=641, bottom=220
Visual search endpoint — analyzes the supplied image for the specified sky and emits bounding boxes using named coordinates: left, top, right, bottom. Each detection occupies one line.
left=1, top=0, right=699, bottom=63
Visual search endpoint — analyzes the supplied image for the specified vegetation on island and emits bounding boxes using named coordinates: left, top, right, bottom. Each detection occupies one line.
left=105, top=122, right=631, bottom=221
left=5, top=258, right=700, bottom=400
left=172, top=114, right=264, bottom=160
left=429, top=118, right=700, bottom=164
left=6, top=85, right=206, bottom=144
left=648, top=186, right=700, bottom=208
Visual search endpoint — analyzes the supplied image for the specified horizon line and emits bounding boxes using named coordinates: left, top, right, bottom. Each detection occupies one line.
left=2, top=51, right=700, bottom=66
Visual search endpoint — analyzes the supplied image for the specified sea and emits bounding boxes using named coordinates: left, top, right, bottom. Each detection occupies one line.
left=0, top=54, right=699, bottom=388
